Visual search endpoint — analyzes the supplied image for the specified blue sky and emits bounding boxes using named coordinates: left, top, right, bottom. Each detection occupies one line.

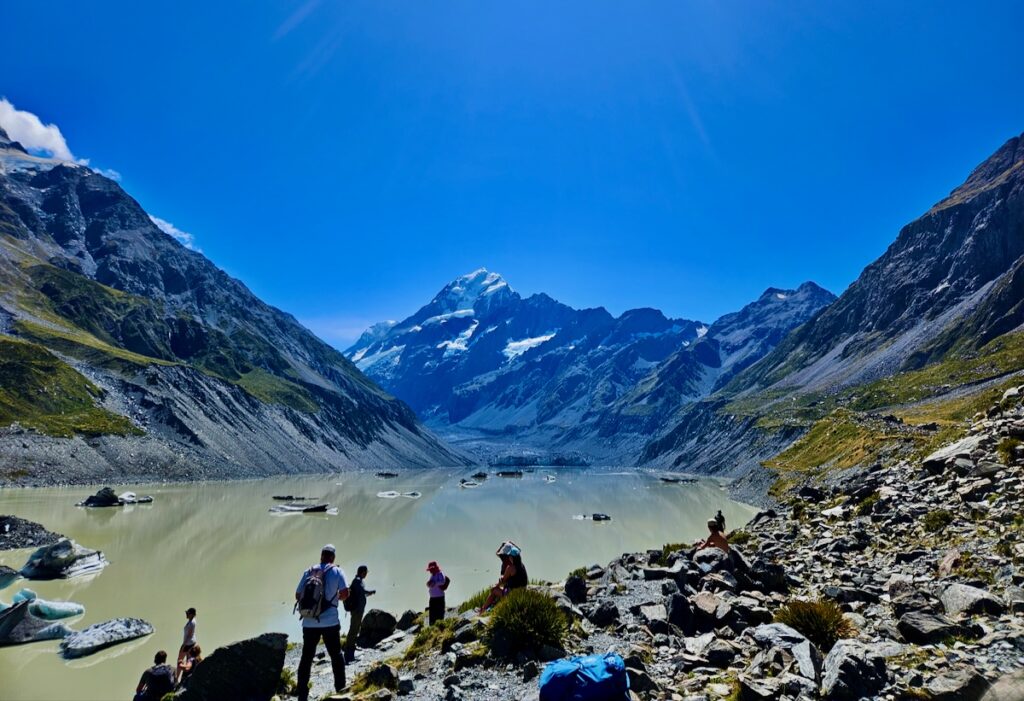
left=4, top=1, right=1024, bottom=348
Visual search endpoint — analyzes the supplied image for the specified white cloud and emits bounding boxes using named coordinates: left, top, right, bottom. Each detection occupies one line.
left=93, top=167, right=122, bottom=181
left=149, top=215, right=201, bottom=252
left=0, top=97, right=79, bottom=162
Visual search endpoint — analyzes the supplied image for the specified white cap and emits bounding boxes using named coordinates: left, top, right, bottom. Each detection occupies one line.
left=322, top=544, right=336, bottom=554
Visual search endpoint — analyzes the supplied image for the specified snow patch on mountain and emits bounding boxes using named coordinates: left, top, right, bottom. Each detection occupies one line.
left=503, top=333, right=557, bottom=360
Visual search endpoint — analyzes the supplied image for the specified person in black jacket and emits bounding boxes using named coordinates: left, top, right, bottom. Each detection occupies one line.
left=343, top=565, right=375, bottom=662
left=134, top=650, right=175, bottom=701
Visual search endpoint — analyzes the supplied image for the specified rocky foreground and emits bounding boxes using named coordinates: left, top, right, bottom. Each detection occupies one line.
left=273, top=388, right=1024, bottom=701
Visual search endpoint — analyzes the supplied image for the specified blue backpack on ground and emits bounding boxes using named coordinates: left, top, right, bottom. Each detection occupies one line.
left=539, top=652, right=630, bottom=701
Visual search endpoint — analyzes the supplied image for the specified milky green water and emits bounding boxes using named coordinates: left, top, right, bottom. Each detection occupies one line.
left=0, top=469, right=756, bottom=701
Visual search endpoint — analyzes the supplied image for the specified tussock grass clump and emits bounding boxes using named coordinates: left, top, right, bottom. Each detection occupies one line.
left=568, top=566, right=588, bottom=579
left=484, top=588, right=566, bottom=659
left=655, top=543, right=688, bottom=566
left=856, top=492, right=880, bottom=516
left=727, top=530, right=752, bottom=546
left=457, top=587, right=492, bottom=614
left=998, top=437, right=1021, bottom=465
left=404, top=618, right=458, bottom=661
left=774, top=599, right=854, bottom=653
left=922, top=509, right=954, bottom=533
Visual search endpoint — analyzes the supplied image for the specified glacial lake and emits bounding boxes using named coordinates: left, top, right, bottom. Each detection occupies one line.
left=0, top=468, right=756, bottom=701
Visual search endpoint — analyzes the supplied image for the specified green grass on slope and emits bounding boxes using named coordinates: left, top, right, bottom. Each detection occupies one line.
left=0, top=336, right=141, bottom=437
left=237, top=369, right=318, bottom=414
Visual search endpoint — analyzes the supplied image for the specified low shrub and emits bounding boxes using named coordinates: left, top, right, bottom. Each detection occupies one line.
left=278, top=666, right=297, bottom=695
left=774, top=598, right=854, bottom=653
left=856, top=492, right=880, bottom=516
left=568, top=566, right=588, bottom=579
left=484, top=588, right=566, bottom=659
left=457, top=587, right=492, bottom=614
left=997, top=437, right=1021, bottom=465
left=922, top=509, right=954, bottom=533
left=404, top=618, right=458, bottom=661
left=655, top=542, right=688, bottom=566
left=727, top=530, right=752, bottom=546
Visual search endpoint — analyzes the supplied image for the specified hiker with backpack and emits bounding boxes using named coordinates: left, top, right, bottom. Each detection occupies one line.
left=342, top=564, right=375, bottom=662
left=294, top=544, right=350, bottom=699
left=134, top=650, right=175, bottom=701
left=425, top=560, right=450, bottom=625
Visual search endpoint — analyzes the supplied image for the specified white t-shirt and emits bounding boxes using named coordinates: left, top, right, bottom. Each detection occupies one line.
left=183, top=618, right=196, bottom=647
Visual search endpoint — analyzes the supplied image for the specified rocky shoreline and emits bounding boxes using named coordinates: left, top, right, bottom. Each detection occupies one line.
left=278, top=388, right=1024, bottom=701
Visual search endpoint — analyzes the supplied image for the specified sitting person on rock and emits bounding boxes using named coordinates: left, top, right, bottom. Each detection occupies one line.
left=135, top=650, right=175, bottom=701
left=177, top=644, right=203, bottom=686
left=478, top=541, right=528, bottom=613
left=696, top=518, right=730, bottom=553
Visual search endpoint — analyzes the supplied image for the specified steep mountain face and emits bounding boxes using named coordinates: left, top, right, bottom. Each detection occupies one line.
left=347, top=270, right=834, bottom=462
left=644, top=130, right=1024, bottom=477
left=348, top=269, right=706, bottom=440
left=733, top=133, right=1024, bottom=395
left=593, top=282, right=836, bottom=435
left=0, top=127, right=461, bottom=484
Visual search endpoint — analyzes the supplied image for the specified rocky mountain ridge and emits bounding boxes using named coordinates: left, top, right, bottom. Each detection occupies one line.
left=347, top=271, right=834, bottom=463
left=0, top=126, right=462, bottom=485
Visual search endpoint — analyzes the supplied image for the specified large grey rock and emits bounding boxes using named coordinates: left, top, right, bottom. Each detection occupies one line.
left=396, top=610, right=419, bottom=630
left=176, top=632, right=287, bottom=700
left=60, top=617, right=153, bottom=658
left=587, top=600, right=620, bottom=627
left=78, top=487, right=121, bottom=507
left=750, top=623, right=821, bottom=681
left=0, top=600, right=72, bottom=646
left=357, top=609, right=398, bottom=647
left=940, top=583, right=1006, bottom=617
left=820, top=639, right=888, bottom=700
left=564, top=575, right=587, bottom=604
left=364, top=663, right=399, bottom=690
left=666, top=593, right=695, bottom=634
left=926, top=668, right=991, bottom=701
left=19, top=538, right=109, bottom=580
left=923, top=436, right=983, bottom=472
left=693, top=548, right=731, bottom=574
left=897, top=611, right=971, bottom=645
left=981, top=671, right=1024, bottom=700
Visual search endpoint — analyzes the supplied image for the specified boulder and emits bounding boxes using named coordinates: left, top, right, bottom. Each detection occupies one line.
left=363, top=663, right=399, bottom=690
left=587, top=600, right=620, bottom=627
left=0, top=600, right=72, bottom=646
left=891, top=588, right=943, bottom=617
left=19, top=538, right=109, bottom=580
left=897, top=611, right=972, bottom=645
left=750, top=623, right=820, bottom=682
left=666, top=593, right=695, bottom=634
left=60, top=618, right=152, bottom=658
left=79, top=487, right=121, bottom=507
left=705, top=639, right=736, bottom=668
left=923, top=436, right=983, bottom=473
left=938, top=548, right=963, bottom=578
left=176, top=632, right=287, bottom=700
left=736, top=675, right=786, bottom=700
left=564, top=575, right=587, bottom=604
left=395, top=610, right=419, bottom=631
left=820, top=639, right=888, bottom=700
left=693, top=547, right=731, bottom=574
left=958, top=479, right=994, bottom=502
left=638, top=603, right=666, bottom=625
left=692, top=592, right=720, bottom=632
left=357, top=609, right=397, bottom=647
left=940, top=583, right=1006, bottom=617
left=926, top=668, right=991, bottom=701
left=748, top=559, right=788, bottom=593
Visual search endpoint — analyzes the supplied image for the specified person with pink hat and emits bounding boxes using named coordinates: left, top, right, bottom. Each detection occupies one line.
left=425, top=560, right=451, bottom=625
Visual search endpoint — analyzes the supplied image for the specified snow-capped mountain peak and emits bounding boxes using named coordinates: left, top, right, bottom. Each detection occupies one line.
left=430, top=268, right=515, bottom=313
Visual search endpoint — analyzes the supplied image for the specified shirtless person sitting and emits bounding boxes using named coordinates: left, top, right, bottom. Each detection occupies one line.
left=696, top=518, right=730, bottom=553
